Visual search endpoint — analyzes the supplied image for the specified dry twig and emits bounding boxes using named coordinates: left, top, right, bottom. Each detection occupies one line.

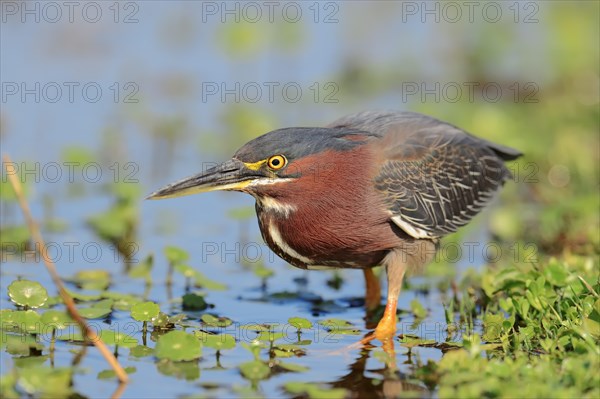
left=3, top=154, right=129, bottom=384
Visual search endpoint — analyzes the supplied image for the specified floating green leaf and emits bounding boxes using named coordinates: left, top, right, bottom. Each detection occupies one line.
left=273, top=344, right=307, bottom=357
left=195, top=331, right=236, bottom=350
left=97, top=366, right=136, bottom=380
left=156, top=359, right=200, bottom=381
left=194, top=271, right=227, bottom=291
left=174, top=265, right=227, bottom=290
left=277, top=361, right=309, bottom=372
left=151, top=312, right=173, bottom=329
left=105, top=292, right=142, bottom=311
left=0, top=372, right=18, bottom=399
left=239, top=360, right=270, bottom=380
left=256, top=331, right=286, bottom=342
left=4, top=310, right=42, bottom=334
left=240, top=323, right=271, bottom=332
left=201, top=314, right=233, bottom=328
left=182, top=293, right=208, bottom=311
left=317, top=318, right=353, bottom=328
left=317, top=318, right=359, bottom=334
left=65, top=289, right=101, bottom=302
left=78, top=307, right=111, bottom=319
left=92, top=299, right=114, bottom=309
left=17, top=367, right=72, bottom=396
left=284, top=382, right=347, bottom=399
left=4, top=332, right=44, bottom=355
left=288, top=317, right=312, bottom=330
left=40, top=310, right=74, bottom=330
left=131, top=302, right=160, bottom=322
left=13, top=355, right=48, bottom=369
left=55, top=331, right=85, bottom=342
left=164, top=246, right=189, bottom=265
left=129, top=345, right=154, bottom=358
left=399, top=335, right=437, bottom=349
left=68, top=269, right=111, bottom=291
left=8, top=280, right=48, bottom=308
left=155, top=330, right=202, bottom=361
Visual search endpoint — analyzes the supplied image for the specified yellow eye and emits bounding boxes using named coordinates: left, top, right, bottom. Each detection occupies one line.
left=267, top=155, right=287, bottom=170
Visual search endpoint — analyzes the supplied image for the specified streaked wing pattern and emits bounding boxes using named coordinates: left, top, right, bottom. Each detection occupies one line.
left=376, top=133, right=510, bottom=238
left=328, top=111, right=519, bottom=239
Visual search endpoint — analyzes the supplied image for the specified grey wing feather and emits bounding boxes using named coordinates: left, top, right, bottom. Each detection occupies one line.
left=328, top=111, right=522, bottom=239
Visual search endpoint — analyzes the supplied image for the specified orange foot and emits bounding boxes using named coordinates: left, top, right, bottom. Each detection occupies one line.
left=374, top=300, right=398, bottom=341
left=357, top=299, right=398, bottom=347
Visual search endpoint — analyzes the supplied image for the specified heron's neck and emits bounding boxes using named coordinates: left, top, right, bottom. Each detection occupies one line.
left=255, top=195, right=297, bottom=219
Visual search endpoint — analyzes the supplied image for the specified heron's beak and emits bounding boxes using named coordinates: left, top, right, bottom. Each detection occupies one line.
left=146, top=159, right=264, bottom=200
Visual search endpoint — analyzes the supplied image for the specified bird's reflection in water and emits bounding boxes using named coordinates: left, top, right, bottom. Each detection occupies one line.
left=330, top=338, right=430, bottom=399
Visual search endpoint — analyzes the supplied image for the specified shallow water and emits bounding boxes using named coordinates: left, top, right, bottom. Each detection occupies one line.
left=0, top=2, right=547, bottom=397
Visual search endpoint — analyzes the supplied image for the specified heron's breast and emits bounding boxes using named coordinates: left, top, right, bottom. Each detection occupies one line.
left=256, top=197, right=395, bottom=270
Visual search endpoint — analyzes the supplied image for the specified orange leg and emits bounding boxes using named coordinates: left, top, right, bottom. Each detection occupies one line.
left=363, top=268, right=381, bottom=311
left=374, top=252, right=407, bottom=341
left=374, top=298, right=398, bottom=340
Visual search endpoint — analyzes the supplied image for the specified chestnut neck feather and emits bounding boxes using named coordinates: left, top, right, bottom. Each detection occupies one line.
left=254, top=144, right=406, bottom=269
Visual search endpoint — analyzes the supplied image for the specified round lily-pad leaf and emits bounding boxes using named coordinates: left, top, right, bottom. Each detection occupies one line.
left=97, top=366, right=136, bottom=380
left=194, top=331, right=236, bottom=350
left=130, top=345, right=154, bottom=358
left=317, top=318, right=353, bottom=328
left=284, top=382, right=347, bottom=399
left=91, top=299, right=114, bottom=309
left=151, top=312, right=172, bottom=328
left=13, top=355, right=49, bottom=369
left=164, top=246, right=189, bottom=264
left=105, top=293, right=142, bottom=311
left=41, top=310, right=74, bottom=330
left=156, top=358, right=200, bottom=381
left=239, top=360, right=270, bottom=380
left=193, top=272, right=227, bottom=291
left=70, top=269, right=111, bottom=290
left=5, top=333, right=44, bottom=355
left=155, top=330, right=202, bottom=361
left=240, top=323, right=271, bottom=332
left=8, top=280, right=48, bottom=308
left=288, top=317, right=312, bottom=330
left=182, top=293, right=207, bottom=311
left=277, top=361, right=309, bottom=372
left=273, top=344, right=307, bottom=357
left=18, top=367, right=73, bottom=396
left=256, top=331, right=286, bottom=342
left=56, top=331, right=85, bottom=342
left=131, top=302, right=160, bottom=322
left=78, top=307, right=111, bottom=319
left=6, top=310, right=43, bottom=334
left=201, top=314, right=233, bottom=328
left=65, top=289, right=101, bottom=302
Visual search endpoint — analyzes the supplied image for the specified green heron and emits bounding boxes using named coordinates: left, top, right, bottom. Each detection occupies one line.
left=148, top=111, right=521, bottom=340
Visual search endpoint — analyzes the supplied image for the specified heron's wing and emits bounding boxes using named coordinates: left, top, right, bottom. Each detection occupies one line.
left=329, top=111, right=521, bottom=239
